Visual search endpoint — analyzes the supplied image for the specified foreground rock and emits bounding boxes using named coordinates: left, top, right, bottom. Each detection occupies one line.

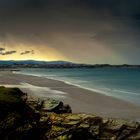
left=0, top=87, right=140, bottom=140
left=40, top=113, right=140, bottom=140
left=26, top=96, right=72, bottom=114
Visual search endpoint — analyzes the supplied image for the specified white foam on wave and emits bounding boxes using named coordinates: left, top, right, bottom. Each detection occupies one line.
left=13, top=71, right=126, bottom=97
left=0, top=82, right=67, bottom=99
left=13, top=70, right=140, bottom=106
left=13, top=71, right=43, bottom=78
left=44, top=76, right=112, bottom=96
left=113, top=89, right=139, bottom=96
left=0, top=84, right=22, bottom=88
left=20, top=82, right=67, bottom=99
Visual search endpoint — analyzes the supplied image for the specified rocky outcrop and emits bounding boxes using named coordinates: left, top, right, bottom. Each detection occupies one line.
left=0, top=87, right=140, bottom=140
left=25, top=97, right=72, bottom=114
left=39, top=113, right=140, bottom=140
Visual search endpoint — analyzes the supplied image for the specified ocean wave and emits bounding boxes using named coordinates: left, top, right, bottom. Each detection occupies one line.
left=113, top=89, right=139, bottom=96
left=13, top=69, right=140, bottom=106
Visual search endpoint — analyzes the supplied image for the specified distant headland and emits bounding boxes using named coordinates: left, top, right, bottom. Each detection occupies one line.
left=0, top=60, right=140, bottom=69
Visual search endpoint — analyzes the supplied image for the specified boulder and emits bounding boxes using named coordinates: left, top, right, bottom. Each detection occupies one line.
left=26, top=97, right=72, bottom=114
left=41, top=99, right=72, bottom=114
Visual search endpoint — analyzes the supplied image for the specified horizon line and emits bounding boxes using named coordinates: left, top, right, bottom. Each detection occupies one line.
left=0, top=59, right=140, bottom=65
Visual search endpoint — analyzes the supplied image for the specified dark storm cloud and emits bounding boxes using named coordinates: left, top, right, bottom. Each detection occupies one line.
left=0, top=0, right=140, bottom=63
left=1, top=51, right=16, bottom=55
left=20, top=51, right=30, bottom=55
left=0, top=0, right=45, bottom=7
left=0, top=48, right=5, bottom=51
left=1, top=0, right=140, bottom=33
left=0, top=47, right=5, bottom=54
left=20, top=50, right=34, bottom=55
left=1, top=0, right=140, bottom=17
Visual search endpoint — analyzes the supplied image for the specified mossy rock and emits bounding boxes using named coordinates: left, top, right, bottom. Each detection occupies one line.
left=0, top=87, right=36, bottom=140
left=0, top=86, right=24, bottom=103
left=0, top=87, right=26, bottom=120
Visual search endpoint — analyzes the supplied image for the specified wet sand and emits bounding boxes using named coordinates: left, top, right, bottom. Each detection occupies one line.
left=0, top=71, right=140, bottom=121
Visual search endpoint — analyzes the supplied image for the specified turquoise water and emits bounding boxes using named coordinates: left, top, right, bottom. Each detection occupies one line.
left=18, top=68, right=140, bottom=106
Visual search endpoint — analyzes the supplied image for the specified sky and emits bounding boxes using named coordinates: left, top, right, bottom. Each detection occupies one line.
left=0, top=0, right=140, bottom=64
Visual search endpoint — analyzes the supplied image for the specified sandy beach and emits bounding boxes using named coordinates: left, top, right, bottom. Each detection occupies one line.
left=0, top=71, right=140, bottom=121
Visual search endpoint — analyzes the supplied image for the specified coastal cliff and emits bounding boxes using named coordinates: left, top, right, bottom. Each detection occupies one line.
left=0, top=86, right=140, bottom=140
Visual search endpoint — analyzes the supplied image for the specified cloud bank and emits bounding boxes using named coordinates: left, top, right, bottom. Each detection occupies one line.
left=0, top=0, right=140, bottom=64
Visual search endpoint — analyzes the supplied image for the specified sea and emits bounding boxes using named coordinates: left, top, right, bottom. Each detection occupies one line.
left=16, top=68, right=140, bottom=106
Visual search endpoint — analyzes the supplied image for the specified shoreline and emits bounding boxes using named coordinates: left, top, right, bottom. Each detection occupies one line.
left=0, top=71, right=140, bottom=121
left=13, top=70, right=140, bottom=107
left=13, top=71, right=118, bottom=99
